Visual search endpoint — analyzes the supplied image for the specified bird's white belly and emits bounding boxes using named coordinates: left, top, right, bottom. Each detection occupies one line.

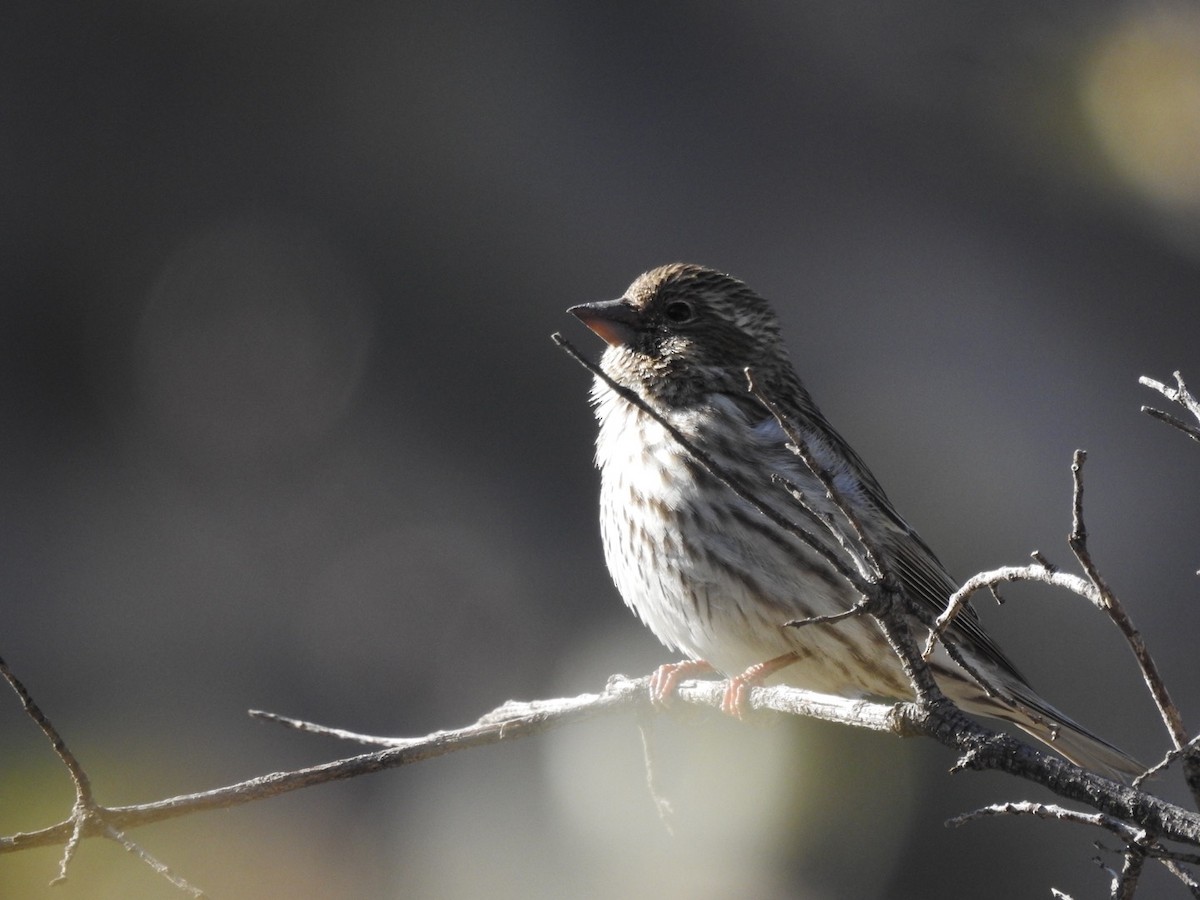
left=595, top=401, right=895, bottom=695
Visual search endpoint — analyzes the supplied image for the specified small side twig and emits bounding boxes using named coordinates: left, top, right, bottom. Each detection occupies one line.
left=948, top=800, right=1146, bottom=845
left=785, top=601, right=873, bottom=629
left=1134, top=734, right=1200, bottom=788
left=1031, top=550, right=1058, bottom=572
left=1068, top=451, right=1198, bottom=801
left=1141, top=372, right=1200, bottom=444
left=247, top=710, right=410, bottom=747
left=745, top=368, right=884, bottom=582
left=922, top=565, right=1104, bottom=660
left=774, top=473, right=872, bottom=577
left=1160, top=858, right=1200, bottom=897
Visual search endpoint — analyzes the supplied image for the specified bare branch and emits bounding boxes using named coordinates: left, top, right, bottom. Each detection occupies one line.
left=774, top=472, right=872, bottom=577
left=100, top=824, right=205, bottom=898
left=0, top=654, right=96, bottom=809
left=1135, top=734, right=1200, bottom=788
left=1141, top=406, right=1200, bottom=443
left=922, top=565, right=1102, bottom=660
left=1114, top=847, right=1147, bottom=900
left=0, top=675, right=909, bottom=856
left=1141, top=372, right=1200, bottom=443
left=6, top=666, right=1199, bottom=865
left=1160, top=858, right=1200, bottom=898
left=247, top=710, right=405, bottom=747
left=0, top=655, right=208, bottom=895
left=950, top=802, right=1200, bottom=897
left=636, top=722, right=675, bottom=833
left=948, top=801, right=1145, bottom=843
left=740, top=366, right=962, bottom=715
left=1067, top=451, right=1195, bottom=797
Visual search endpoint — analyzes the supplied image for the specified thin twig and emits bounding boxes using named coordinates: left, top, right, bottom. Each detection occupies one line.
left=1068, top=452, right=1193, bottom=789
left=1, top=654, right=97, bottom=883
left=873, top=587, right=957, bottom=713
left=1031, top=550, right=1058, bottom=572
left=1115, top=846, right=1147, bottom=900
left=1134, top=733, right=1200, bottom=788
left=1142, top=407, right=1200, bottom=443
left=552, top=334, right=870, bottom=595
left=101, top=824, right=205, bottom=898
left=922, top=565, right=1103, bottom=660
left=949, top=801, right=1142, bottom=841
left=745, top=368, right=885, bottom=581
left=1160, top=858, right=1200, bottom=898
left=948, top=800, right=1169, bottom=897
left=247, top=711, right=409, bottom=747
left=0, top=655, right=96, bottom=808
left=1141, top=372, right=1200, bottom=443
left=0, top=655, right=206, bottom=894
left=774, top=473, right=872, bottom=577
left=785, top=601, right=873, bottom=629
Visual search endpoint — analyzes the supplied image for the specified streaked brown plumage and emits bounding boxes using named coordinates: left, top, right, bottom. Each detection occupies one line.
left=570, top=263, right=1138, bottom=779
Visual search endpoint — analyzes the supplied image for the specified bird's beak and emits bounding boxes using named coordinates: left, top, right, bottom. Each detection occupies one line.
left=568, top=299, right=639, bottom=347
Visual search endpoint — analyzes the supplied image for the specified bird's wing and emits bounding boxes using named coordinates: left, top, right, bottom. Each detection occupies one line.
left=721, top=385, right=1028, bottom=685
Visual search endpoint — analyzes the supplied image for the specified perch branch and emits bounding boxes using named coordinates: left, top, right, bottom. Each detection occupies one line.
left=6, top=668, right=1200, bottom=861
left=0, top=675, right=908, bottom=856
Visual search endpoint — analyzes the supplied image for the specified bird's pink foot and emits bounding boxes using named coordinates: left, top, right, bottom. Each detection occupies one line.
left=649, top=659, right=715, bottom=704
left=720, top=652, right=802, bottom=718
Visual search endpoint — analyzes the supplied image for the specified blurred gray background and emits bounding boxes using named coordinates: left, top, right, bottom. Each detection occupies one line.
left=4, top=2, right=1200, bottom=897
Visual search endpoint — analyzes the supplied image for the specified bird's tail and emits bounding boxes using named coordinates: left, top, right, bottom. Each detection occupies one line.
left=1003, top=708, right=1143, bottom=782
left=947, top=680, right=1143, bottom=782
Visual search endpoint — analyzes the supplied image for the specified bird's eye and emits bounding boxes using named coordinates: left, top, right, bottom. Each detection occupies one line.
left=664, top=301, right=693, bottom=323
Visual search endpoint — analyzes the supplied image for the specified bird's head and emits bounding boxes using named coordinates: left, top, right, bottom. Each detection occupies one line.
left=569, top=263, right=786, bottom=407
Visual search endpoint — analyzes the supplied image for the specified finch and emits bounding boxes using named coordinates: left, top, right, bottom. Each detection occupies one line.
left=569, top=262, right=1139, bottom=780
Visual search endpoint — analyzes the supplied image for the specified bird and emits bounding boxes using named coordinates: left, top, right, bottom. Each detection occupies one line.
left=568, top=262, right=1140, bottom=780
